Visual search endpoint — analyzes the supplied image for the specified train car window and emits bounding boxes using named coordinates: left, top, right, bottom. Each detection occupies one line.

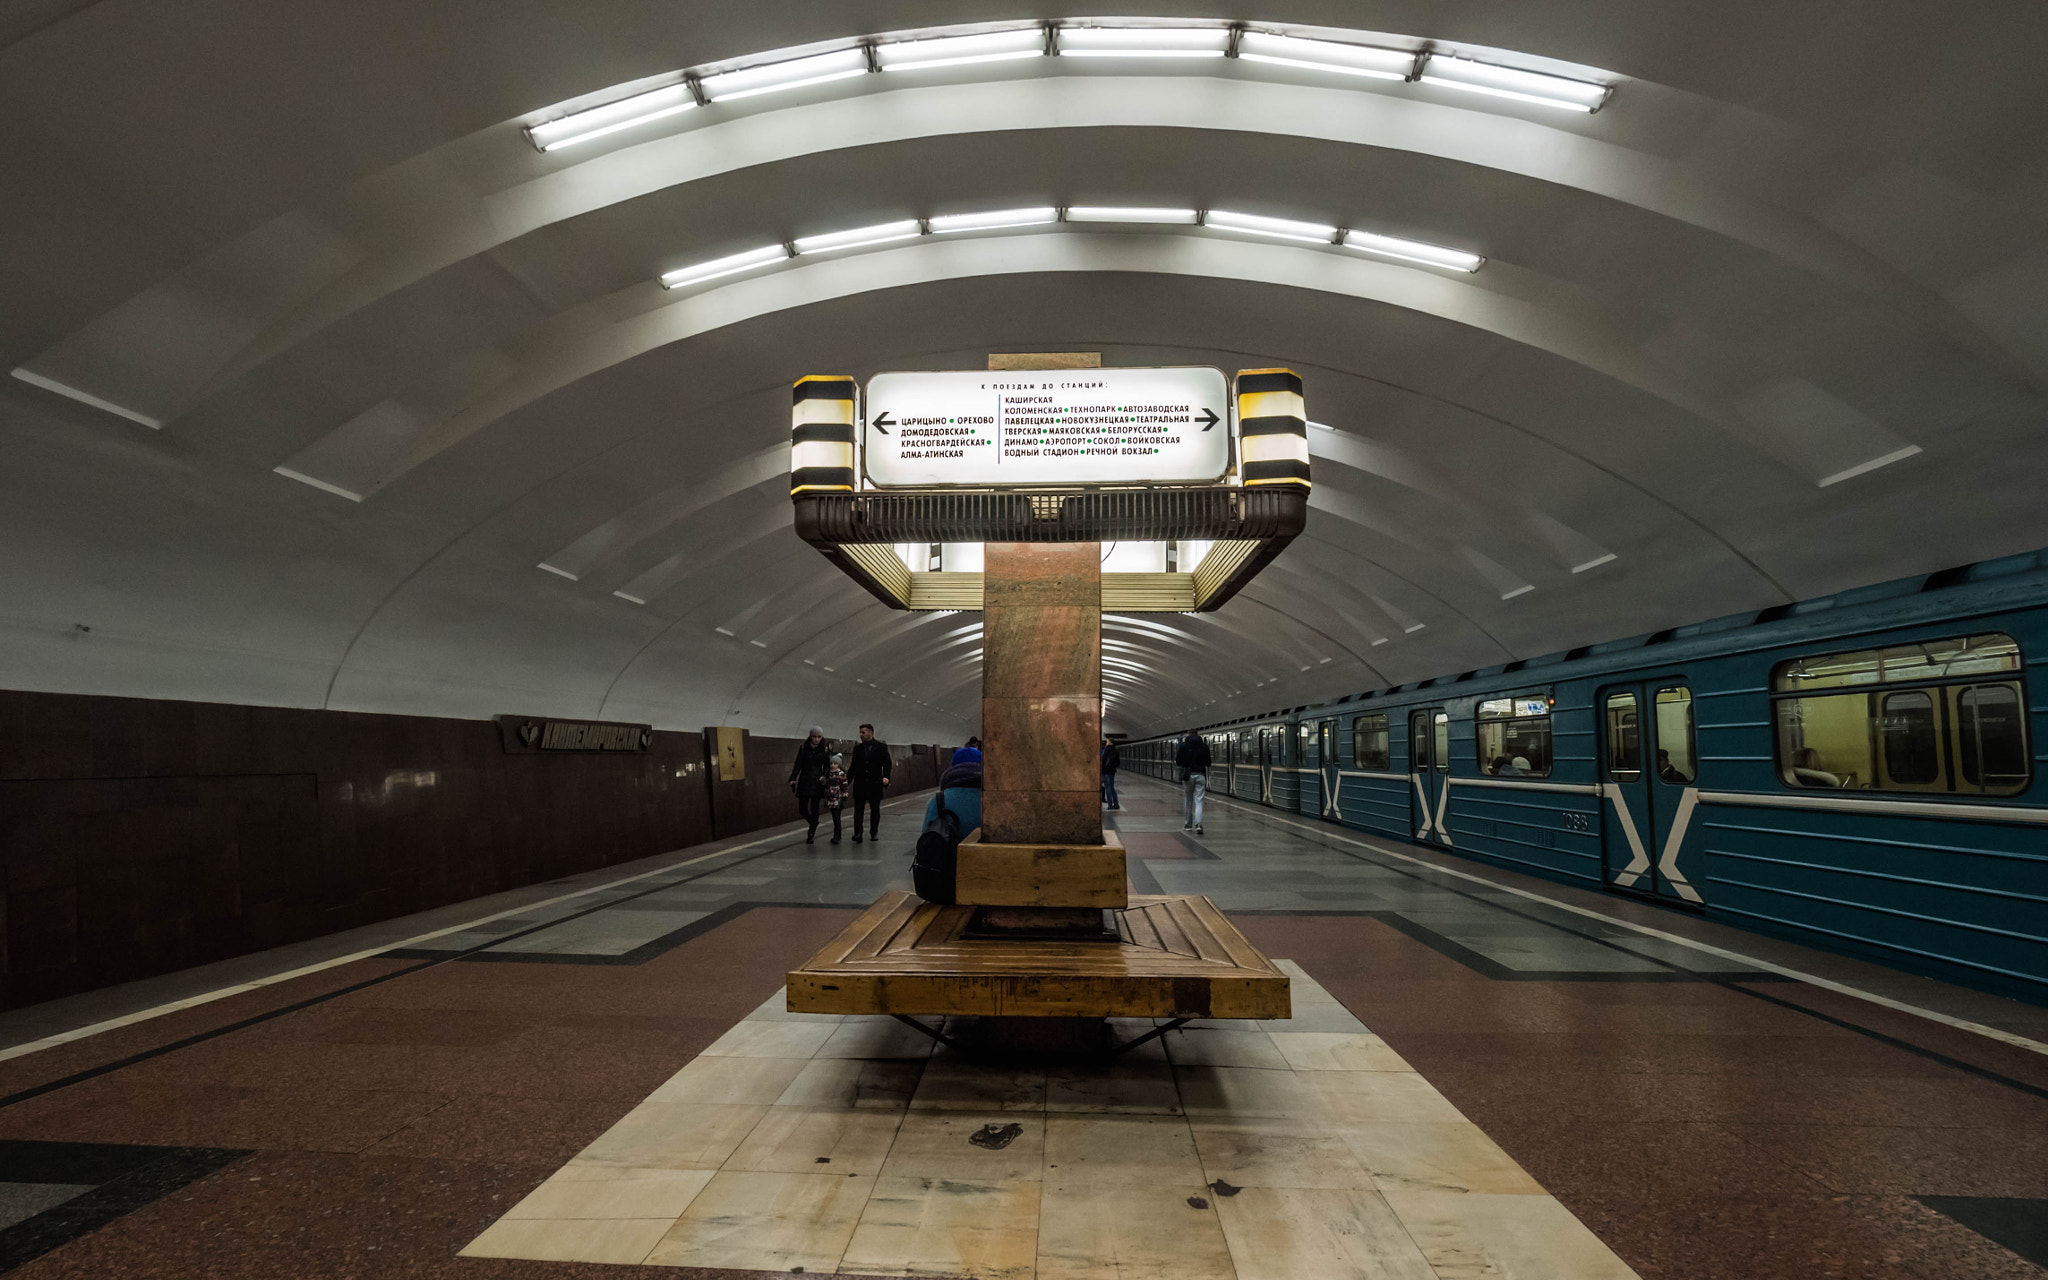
left=1654, top=687, right=1697, bottom=784
left=1957, top=684, right=2028, bottom=793
left=1409, top=711, right=1430, bottom=770
left=1433, top=712, right=1451, bottom=774
left=1879, top=691, right=1940, bottom=786
left=1476, top=693, right=1552, bottom=777
left=1352, top=715, right=1390, bottom=770
left=1281, top=726, right=1298, bottom=768
left=1772, top=632, right=2029, bottom=797
left=1299, top=722, right=1318, bottom=768
left=1604, top=692, right=1640, bottom=781
left=1776, top=633, right=2019, bottom=690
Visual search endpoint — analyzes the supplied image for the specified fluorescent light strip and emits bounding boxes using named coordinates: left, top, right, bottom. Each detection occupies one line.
left=654, top=209, right=1487, bottom=287
left=1065, top=206, right=1199, bottom=224
left=527, top=83, right=697, bottom=151
left=876, top=29, right=1045, bottom=71
left=273, top=466, right=363, bottom=501
left=1205, top=209, right=1338, bottom=244
left=928, top=206, right=1057, bottom=233
left=793, top=220, right=923, bottom=254
left=1058, top=26, right=1230, bottom=57
left=699, top=48, right=871, bottom=102
left=11, top=368, right=164, bottom=428
left=1418, top=54, right=1608, bottom=112
left=660, top=243, right=789, bottom=288
left=1236, top=32, right=1414, bottom=80
left=1341, top=229, right=1484, bottom=272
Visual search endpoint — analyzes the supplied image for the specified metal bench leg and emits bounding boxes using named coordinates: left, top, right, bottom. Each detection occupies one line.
left=1108, top=1016, right=1191, bottom=1058
left=891, top=1014, right=966, bottom=1052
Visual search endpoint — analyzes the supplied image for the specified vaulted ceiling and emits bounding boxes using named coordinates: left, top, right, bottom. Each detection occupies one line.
left=4, top=1, right=2045, bottom=739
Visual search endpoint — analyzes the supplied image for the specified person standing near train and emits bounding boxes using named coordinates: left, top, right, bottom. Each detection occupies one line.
left=1176, top=728, right=1210, bottom=835
left=848, top=722, right=892, bottom=843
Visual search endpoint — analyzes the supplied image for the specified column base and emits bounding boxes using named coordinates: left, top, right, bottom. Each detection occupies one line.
left=961, top=906, right=1116, bottom=941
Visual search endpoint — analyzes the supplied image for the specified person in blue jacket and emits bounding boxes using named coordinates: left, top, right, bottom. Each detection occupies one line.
left=911, top=752, right=984, bottom=903
left=922, top=753, right=983, bottom=835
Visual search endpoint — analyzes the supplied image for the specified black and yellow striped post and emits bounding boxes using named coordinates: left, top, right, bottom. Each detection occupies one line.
left=790, top=375, right=857, bottom=496
left=1235, top=368, right=1309, bottom=490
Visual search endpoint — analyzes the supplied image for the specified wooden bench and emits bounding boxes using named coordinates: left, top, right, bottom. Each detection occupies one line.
left=788, top=890, right=1291, bottom=1020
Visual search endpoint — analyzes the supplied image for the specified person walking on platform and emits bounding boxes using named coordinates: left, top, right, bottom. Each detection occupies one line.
left=824, top=752, right=851, bottom=844
left=1100, top=736, right=1121, bottom=810
left=1176, top=729, right=1210, bottom=835
left=788, top=727, right=832, bottom=844
left=849, top=723, right=892, bottom=844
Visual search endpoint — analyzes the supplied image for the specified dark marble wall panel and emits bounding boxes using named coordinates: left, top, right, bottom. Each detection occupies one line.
left=0, top=690, right=730, bottom=1011
left=0, top=692, right=953, bottom=1011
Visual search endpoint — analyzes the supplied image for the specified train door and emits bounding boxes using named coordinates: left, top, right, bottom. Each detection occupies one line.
left=1319, top=719, right=1340, bottom=819
left=1597, top=682, right=1705, bottom=905
left=1270, top=724, right=1299, bottom=810
left=1258, top=727, right=1276, bottom=804
left=1210, top=734, right=1231, bottom=794
left=1408, top=707, right=1452, bottom=845
left=1296, top=722, right=1321, bottom=816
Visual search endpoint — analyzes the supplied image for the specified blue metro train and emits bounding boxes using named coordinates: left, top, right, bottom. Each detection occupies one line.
left=1124, top=547, right=2048, bottom=1001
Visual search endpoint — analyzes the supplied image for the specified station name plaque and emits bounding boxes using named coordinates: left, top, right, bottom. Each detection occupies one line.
left=864, top=366, right=1229, bottom=488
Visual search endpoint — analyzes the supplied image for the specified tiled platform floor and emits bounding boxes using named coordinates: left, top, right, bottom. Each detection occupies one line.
left=0, top=778, right=2035, bottom=1276
left=463, top=967, right=1636, bottom=1278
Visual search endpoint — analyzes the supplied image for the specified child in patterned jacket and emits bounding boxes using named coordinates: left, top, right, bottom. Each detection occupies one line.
left=824, top=753, right=851, bottom=845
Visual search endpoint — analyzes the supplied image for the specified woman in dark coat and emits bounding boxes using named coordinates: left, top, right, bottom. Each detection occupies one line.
left=788, top=726, right=832, bottom=843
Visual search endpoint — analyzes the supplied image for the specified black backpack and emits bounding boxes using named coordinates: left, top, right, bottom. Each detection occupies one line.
left=911, top=801, right=965, bottom=904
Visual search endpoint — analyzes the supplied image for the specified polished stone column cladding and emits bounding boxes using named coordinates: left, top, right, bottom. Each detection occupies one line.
left=979, top=541, right=1103, bottom=846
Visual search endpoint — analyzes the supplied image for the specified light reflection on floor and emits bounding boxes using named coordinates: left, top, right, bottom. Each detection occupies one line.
left=461, top=965, right=1639, bottom=1278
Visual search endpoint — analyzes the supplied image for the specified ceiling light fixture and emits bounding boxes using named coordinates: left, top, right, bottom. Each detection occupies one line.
left=876, top=28, right=1046, bottom=71
left=660, top=244, right=789, bottom=289
left=929, top=207, right=1058, bottom=233
left=793, top=220, right=923, bottom=254
left=1204, top=209, right=1339, bottom=244
left=1417, top=54, right=1609, bottom=112
left=526, top=83, right=697, bottom=151
left=1341, top=229, right=1484, bottom=272
left=699, top=48, right=871, bottom=102
left=1057, top=26, right=1230, bottom=58
left=1065, top=206, right=1200, bottom=224
left=1235, top=32, right=1415, bottom=80
left=11, top=368, right=165, bottom=428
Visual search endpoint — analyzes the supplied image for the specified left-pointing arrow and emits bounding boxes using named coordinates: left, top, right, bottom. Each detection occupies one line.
left=872, top=411, right=894, bottom=433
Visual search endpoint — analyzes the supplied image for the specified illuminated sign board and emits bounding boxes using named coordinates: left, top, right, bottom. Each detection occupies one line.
left=862, top=367, right=1230, bottom=488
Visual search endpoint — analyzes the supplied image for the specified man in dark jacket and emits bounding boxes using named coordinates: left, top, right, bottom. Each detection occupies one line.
left=848, top=723, right=891, bottom=843
left=787, top=726, right=832, bottom=843
left=1100, top=736, right=1121, bottom=810
left=1175, top=729, right=1211, bottom=834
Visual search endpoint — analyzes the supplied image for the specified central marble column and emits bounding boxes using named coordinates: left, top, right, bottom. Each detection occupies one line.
left=979, top=541, right=1102, bottom=845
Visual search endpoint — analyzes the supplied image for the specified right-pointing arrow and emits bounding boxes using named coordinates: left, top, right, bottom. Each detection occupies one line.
left=1197, top=407, right=1220, bottom=430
